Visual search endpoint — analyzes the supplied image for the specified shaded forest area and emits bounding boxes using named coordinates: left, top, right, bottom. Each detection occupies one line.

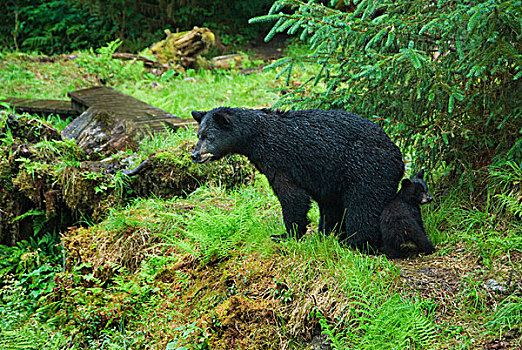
left=0, top=0, right=274, bottom=54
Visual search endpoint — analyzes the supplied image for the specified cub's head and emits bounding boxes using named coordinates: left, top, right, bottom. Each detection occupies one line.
left=400, top=169, right=433, bottom=205
left=190, top=108, right=238, bottom=163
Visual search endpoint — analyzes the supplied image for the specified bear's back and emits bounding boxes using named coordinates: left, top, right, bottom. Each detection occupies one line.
left=250, top=108, right=404, bottom=203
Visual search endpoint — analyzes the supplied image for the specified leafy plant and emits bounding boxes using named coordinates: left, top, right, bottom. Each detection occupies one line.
left=170, top=186, right=272, bottom=263
left=489, top=161, right=522, bottom=217
left=76, top=39, right=150, bottom=85
left=484, top=295, right=522, bottom=334
left=0, top=0, right=117, bottom=54
left=167, top=322, right=210, bottom=350
left=316, top=311, right=348, bottom=349
left=0, top=0, right=274, bottom=54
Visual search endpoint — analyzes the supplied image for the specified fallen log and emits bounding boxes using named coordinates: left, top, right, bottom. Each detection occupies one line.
left=211, top=54, right=244, bottom=70
left=0, top=112, right=252, bottom=246
left=111, top=53, right=167, bottom=70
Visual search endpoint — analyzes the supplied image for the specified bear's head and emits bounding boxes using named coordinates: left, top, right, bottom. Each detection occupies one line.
left=190, top=107, right=240, bottom=163
left=400, top=170, right=433, bottom=205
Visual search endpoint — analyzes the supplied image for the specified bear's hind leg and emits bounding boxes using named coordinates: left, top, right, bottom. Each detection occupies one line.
left=411, top=225, right=436, bottom=255
left=381, top=243, right=404, bottom=259
left=380, top=227, right=408, bottom=259
left=340, top=198, right=382, bottom=252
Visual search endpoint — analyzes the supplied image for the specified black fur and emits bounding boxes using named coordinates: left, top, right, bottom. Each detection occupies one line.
left=191, top=107, right=404, bottom=251
left=380, top=170, right=435, bottom=258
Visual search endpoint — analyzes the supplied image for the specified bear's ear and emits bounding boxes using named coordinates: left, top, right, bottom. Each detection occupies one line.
left=415, top=169, right=425, bottom=180
left=191, top=111, right=206, bottom=124
left=213, top=110, right=233, bottom=128
left=401, top=178, right=412, bottom=188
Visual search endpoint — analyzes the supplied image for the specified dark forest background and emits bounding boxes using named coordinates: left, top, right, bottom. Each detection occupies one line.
left=1, top=0, right=274, bottom=54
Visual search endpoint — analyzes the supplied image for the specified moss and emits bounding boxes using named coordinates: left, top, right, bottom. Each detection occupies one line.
left=163, top=252, right=284, bottom=349
left=1, top=113, right=252, bottom=246
left=154, top=148, right=192, bottom=166
left=209, top=295, right=278, bottom=350
left=150, top=27, right=215, bottom=69
left=0, top=156, right=13, bottom=191
left=12, top=163, right=52, bottom=205
left=2, top=113, right=60, bottom=143
left=133, top=140, right=254, bottom=198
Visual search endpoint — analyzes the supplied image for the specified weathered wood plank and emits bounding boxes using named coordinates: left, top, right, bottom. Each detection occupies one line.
left=62, top=86, right=196, bottom=155
left=66, top=86, right=194, bottom=132
left=0, top=97, right=77, bottom=117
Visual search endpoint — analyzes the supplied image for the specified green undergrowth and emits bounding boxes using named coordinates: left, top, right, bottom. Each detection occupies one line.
left=1, top=49, right=521, bottom=349
left=2, top=172, right=520, bottom=349
left=0, top=117, right=254, bottom=280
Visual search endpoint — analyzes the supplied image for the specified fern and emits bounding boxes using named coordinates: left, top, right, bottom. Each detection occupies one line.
left=0, top=330, right=37, bottom=349
left=316, top=311, right=349, bottom=349
left=412, top=311, right=437, bottom=346
left=11, top=209, right=45, bottom=224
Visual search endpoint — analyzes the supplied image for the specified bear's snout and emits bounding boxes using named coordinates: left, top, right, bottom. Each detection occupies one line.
left=421, top=193, right=433, bottom=204
left=191, top=150, right=213, bottom=163
left=191, top=150, right=201, bottom=163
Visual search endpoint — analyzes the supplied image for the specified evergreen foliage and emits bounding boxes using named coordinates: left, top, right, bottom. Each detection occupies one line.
left=252, top=0, right=521, bottom=189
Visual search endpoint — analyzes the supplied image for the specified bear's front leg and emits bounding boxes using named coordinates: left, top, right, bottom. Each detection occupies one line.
left=411, top=225, right=436, bottom=255
left=318, top=203, right=346, bottom=235
left=269, top=176, right=311, bottom=241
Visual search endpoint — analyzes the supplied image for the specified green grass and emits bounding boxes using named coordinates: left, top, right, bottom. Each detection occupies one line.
left=0, top=50, right=279, bottom=117
left=0, top=53, right=96, bottom=100
left=120, top=68, right=279, bottom=119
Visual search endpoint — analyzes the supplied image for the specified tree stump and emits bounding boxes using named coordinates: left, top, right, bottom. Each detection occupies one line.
left=150, top=27, right=215, bottom=69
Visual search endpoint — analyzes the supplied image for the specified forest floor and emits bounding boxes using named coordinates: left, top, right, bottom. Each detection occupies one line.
left=0, top=49, right=521, bottom=349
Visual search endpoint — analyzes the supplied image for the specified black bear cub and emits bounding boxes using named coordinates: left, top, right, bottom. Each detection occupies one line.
left=191, top=107, right=404, bottom=252
left=380, top=170, right=435, bottom=259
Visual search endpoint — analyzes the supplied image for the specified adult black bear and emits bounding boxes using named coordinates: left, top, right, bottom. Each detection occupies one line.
left=380, top=170, right=435, bottom=258
left=191, top=107, right=404, bottom=251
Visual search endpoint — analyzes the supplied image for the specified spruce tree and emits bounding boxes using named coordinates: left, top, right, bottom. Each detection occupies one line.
left=251, top=0, right=521, bottom=189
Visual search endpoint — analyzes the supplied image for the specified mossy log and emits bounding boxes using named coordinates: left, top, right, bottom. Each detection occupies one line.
left=0, top=113, right=252, bottom=245
left=132, top=140, right=254, bottom=198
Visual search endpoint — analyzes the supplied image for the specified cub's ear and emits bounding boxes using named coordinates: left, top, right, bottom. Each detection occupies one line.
left=191, top=111, right=206, bottom=124
left=213, top=111, right=233, bottom=128
left=401, top=178, right=412, bottom=188
left=415, top=169, right=425, bottom=180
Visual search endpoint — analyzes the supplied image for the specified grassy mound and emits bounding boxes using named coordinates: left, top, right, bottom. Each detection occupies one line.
left=10, top=180, right=515, bottom=349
